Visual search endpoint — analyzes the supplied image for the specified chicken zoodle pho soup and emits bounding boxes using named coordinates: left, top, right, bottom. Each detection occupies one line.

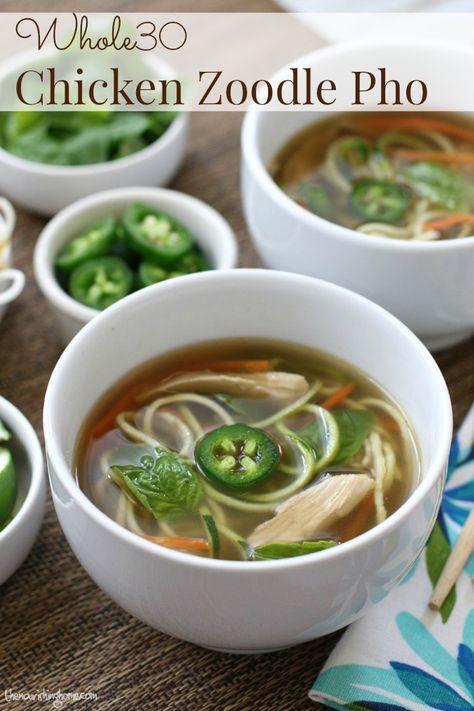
left=273, top=112, right=474, bottom=241
left=76, top=340, right=420, bottom=562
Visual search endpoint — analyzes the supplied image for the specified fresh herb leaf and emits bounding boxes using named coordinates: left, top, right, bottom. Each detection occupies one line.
left=298, top=183, right=330, bottom=216
left=253, top=540, right=338, bottom=560
left=401, top=161, right=472, bottom=212
left=0, top=111, right=175, bottom=167
left=426, top=521, right=456, bottom=623
left=110, top=447, right=203, bottom=519
left=331, top=409, right=373, bottom=466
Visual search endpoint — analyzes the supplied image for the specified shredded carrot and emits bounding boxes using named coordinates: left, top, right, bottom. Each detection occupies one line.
left=393, top=149, right=474, bottom=164
left=89, top=388, right=140, bottom=439
left=142, top=535, right=210, bottom=552
left=423, top=214, right=474, bottom=232
left=360, top=116, right=474, bottom=144
left=205, top=359, right=271, bottom=372
left=320, top=382, right=355, bottom=410
left=340, top=492, right=374, bottom=543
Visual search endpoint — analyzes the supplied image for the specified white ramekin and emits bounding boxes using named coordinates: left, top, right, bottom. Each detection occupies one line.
left=34, top=186, right=238, bottom=344
left=0, top=396, right=45, bottom=587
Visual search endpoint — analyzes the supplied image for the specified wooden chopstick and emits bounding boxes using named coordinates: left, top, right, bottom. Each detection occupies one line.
left=429, top=507, right=474, bottom=611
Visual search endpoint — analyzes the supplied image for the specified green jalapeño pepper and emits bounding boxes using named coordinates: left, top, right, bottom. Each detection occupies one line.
left=55, top=217, right=116, bottom=272
left=123, top=203, right=193, bottom=266
left=137, top=261, right=168, bottom=288
left=195, top=424, right=280, bottom=491
left=175, top=249, right=210, bottom=273
left=69, top=256, right=133, bottom=310
left=333, top=136, right=369, bottom=168
left=349, top=179, right=408, bottom=223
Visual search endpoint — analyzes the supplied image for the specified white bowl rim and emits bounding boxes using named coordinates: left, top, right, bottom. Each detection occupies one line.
left=43, top=268, right=453, bottom=572
left=34, top=186, right=239, bottom=323
left=241, top=37, right=474, bottom=252
left=0, top=396, right=44, bottom=543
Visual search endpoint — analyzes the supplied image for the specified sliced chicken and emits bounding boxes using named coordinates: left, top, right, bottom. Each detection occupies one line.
left=248, top=474, right=375, bottom=548
left=144, top=371, right=309, bottom=400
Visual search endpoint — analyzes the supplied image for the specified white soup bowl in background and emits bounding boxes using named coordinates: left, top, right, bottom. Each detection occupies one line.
left=241, top=41, right=474, bottom=351
left=43, top=269, right=452, bottom=653
left=0, top=396, right=45, bottom=587
left=34, top=187, right=238, bottom=344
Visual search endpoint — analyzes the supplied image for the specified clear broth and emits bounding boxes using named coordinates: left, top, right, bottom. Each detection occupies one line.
left=76, top=338, right=420, bottom=561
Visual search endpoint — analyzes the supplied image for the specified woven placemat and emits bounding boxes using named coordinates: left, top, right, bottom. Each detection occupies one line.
left=1, top=109, right=474, bottom=711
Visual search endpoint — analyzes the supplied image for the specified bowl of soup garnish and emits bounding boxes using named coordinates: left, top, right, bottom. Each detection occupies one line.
left=241, top=41, right=474, bottom=351
left=34, top=187, right=238, bottom=343
left=43, top=269, right=452, bottom=652
left=0, top=397, right=45, bottom=587
left=0, top=51, right=188, bottom=216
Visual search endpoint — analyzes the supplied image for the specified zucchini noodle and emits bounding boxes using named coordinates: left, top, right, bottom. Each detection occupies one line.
left=142, top=409, right=194, bottom=457
left=142, top=393, right=234, bottom=429
left=251, top=379, right=321, bottom=429
left=243, top=426, right=315, bottom=503
left=116, top=411, right=161, bottom=448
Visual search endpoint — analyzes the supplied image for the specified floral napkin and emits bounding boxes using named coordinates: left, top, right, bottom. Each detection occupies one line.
left=310, top=404, right=474, bottom=710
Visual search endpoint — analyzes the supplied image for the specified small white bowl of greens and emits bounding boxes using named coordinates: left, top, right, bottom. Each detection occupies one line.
left=0, top=397, right=45, bottom=587
left=0, top=109, right=188, bottom=216
left=34, top=186, right=238, bottom=343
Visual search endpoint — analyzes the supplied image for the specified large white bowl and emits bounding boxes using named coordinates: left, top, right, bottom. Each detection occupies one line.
left=0, top=397, right=45, bottom=587
left=34, top=187, right=238, bottom=344
left=43, top=269, right=452, bottom=653
left=241, top=41, right=474, bottom=351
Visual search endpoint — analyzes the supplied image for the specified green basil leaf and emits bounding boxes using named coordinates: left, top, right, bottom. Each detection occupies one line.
left=110, top=447, right=203, bottom=519
left=253, top=540, right=338, bottom=560
left=0, top=111, right=175, bottom=166
left=298, top=183, right=330, bottom=216
left=426, top=521, right=456, bottom=623
left=401, top=161, right=472, bottom=212
left=331, top=409, right=373, bottom=466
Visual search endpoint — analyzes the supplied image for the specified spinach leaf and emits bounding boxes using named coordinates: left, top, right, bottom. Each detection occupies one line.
left=401, top=161, right=472, bottom=212
left=253, top=540, right=338, bottom=560
left=331, top=409, right=373, bottom=466
left=0, top=110, right=176, bottom=167
left=110, top=447, right=203, bottom=519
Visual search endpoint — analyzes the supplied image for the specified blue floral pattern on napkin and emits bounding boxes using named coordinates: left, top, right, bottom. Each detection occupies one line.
left=310, top=407, right=474, bottom=711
